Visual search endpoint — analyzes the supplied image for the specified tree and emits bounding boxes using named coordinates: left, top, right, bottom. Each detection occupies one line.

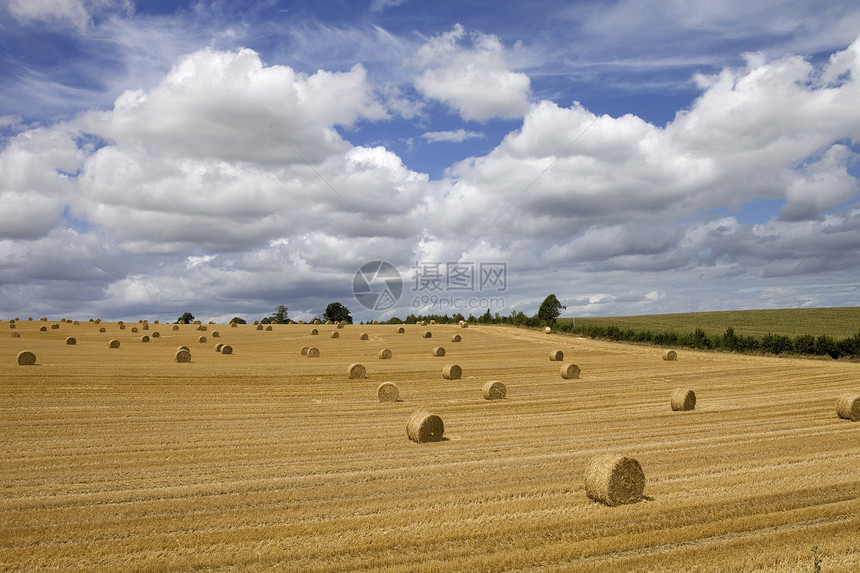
left=229, top=317, right=247, bottom=324
left=176, top=312, right=195, bottom=324
left=537, top=294, right=565, bottom=324
left=264, top=305, right=289, bottom=324
left=323, top=302, right=352, bottom=324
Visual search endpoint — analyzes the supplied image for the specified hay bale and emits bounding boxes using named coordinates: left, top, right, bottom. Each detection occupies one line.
left=175, top=349, right=191, bottom=363
left=73, top=320, right=79, bottom=325
left=560, top=363, right=581, bottom=379
left=430, top=320, right=435, bottom=325
left=460, top=322, right=468, bottom=329
left=662, top=350, right=678, bottom=361
left=377, top=382, right=399, bottom=402
left=549, top=350, right=564, bottom=361
left=265, top=325, right=272, bottom=331
left=301, top=346, right=309, bottom=356
left=306, top=347, right=320, bottom=358
left=215, top=343, right=224, bottom=352
left=119, top=324, right=126, bottom=330
left=378, top=348, right=392, bottom=359
left=330, top=331, right=340, bottom=339
left=230, top=322, right=238, bottom=327
left=152, top=332, right=160, bottom=338
left=141, top=335, right=150, bottom=343
left=337, top=322, right=345, bottom=329
left=671, top=389, right=696, bottom=411
left=17, top=350, right=36, bottom=365
left=432, top=346, right=446, bottom=357
left=407, top=411, right=445, bottom=443
left=131, top=327, right=138, bottom=333
left=212, top=331, right=219, bottom=338
left=314, top=319, right=321, bottom=325
left=326, top=321, right=333, bottom=325
left=253, top=321, right=259, bottom=325
left=451, top=334, right=462, bottom=342
left=198, top=324, right=207, bottom=331
left=108, top=339, right=120, bottom=349
left=256, top=324, right=263, bottom=331
left=39, top=326, right=47, bottom=332
left=142, top=324, right=149, bottom=331
left=423, top=331, right=432, bottom=338
left=360, top=333, right=369, bottom=340
left=198, top=336, right=207, bottom=343
left=51, top=323, right=59, bottom=329
left=442, top=364, right=462, bottom=380
left=348, top=363, right=366, bottom=379
left=99, top=327, right=106, bottom=333
left=65, top=337, right=76, bottom=345
left=172, top=325, right=179, bottom=331
left=544, top=326, right=552, bottom=334
left=8, top=323, right=15, bottom=329
left=310, top=328, right=319, bottom=335
left=482, top=380, right=507, bottom=400
left=584, top=454, right=645, bottom=506
left=221, top=345, right=233, bottom=355
left=153, top=320, right=159, bottom=324
left=11, top=332, right=20, bottom=338
left=836, top=393, right=860, bottom=421
left=396, top=326, right=405, bottom=334
left=177, top=345, right=190, bottom=352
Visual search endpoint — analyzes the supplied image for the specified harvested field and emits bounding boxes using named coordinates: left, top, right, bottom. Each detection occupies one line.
left=1, top=321, right=859, bottom=572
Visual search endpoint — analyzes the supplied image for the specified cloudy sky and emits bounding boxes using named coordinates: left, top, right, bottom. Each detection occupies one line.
left=1, top=0, right=859, bottom=323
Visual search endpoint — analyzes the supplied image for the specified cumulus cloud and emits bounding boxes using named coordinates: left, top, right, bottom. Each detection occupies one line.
left=413, top=24, right=532, bottom=121
left=5, top=0, right=133, bottom=31
left=421, top=129, right=484, bottom=143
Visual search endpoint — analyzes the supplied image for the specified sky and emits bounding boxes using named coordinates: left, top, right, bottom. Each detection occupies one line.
left=1, top=0, right=860, bottom=324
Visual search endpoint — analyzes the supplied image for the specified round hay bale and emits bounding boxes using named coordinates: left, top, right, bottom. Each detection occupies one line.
left=372, top=320, right=379, bottom=325
left=212, top=331, right=219, bottom=338
left=430, top=320, right=435, bottom=325
left=482, top=380, right=507, bottom=400
left=451, top=334, right=462, bottom=342
left=11, top=331, right=20, bottom=338
left=265, top=325, right=272, bottom=331
left=423, top=331, right=432, bottom=338
left=99, top=327, right=106, bottom=333
left=347, top=363, right=366, bottom=379
left=310, top=328, right=319, bottom=335
left=215, top=343, right=224, bottom=352
left=544, top=326, right=552, bottom=334
left=560, top=363, right=581, bottom=379
left=119, top=324, right=126, bottom=330
left=172, top=325, right=179, bottom=331
left=360, top=333, right=369, bottom=340
left=40, top=317, right=47, bottom=321
left=175, top=349, right=191, bottom=363
left=460, top=322, right=468, bottom=329
left=131, top=327, right=138, bottom=333
left=836, top=393, right=860, bottom=421
left=584, top=454, right=645, bottom=506
left=549, top=350, right=564, bottom=361
left=300, top=346, right=309, bottom=356
left=432, top=346, right=446, bottom=357
left=220, top=345, right=233, bottom=355
left=230, top=322, right=238, bottom=327
left=442, top=364, right=462, bottom=380
left=154, top=320, right=159, bottom=324
left=671, top=389, right=696, bottom=411
left=198, top=324, right=207, bottom=332
left=39, top=326, right=47, bottom=332
left=314, top=319, right=321, bottom=325
left=337, top=322, right=345, bottom=329
left=65, top=337, right=76, bottom=345
left=330, top=331, right=339, bottom=339
left=377, top=382, right=399, bottom=402
left=141, top=335, right=150, bottom=343
left=253, top=321, right=259, bottom=325
left=152, top=332, right=160, bottom=338
left=407, top=411, right=445, bottom=443
left=256, top=324, right=263, bottom=331
left=17, top=350, right=36, bottom=365
left=198, top=336, right=207, bottom=343
left=177, top=345, right=190, bottom=352
left=142, top=324, right=149, bottom=331
left=396, top=326, right=405, bottom=334
left=108, top=339, right=120, bottom=349
left=378, top=348, right=392, bottom=359
left=73, top=320, right=79, bottom=325
left=662, top=350, right=678, bottom=361
left=9, top=323, right=15, bottom=329
left=306, top=347, right=320, bottom=358
left=51, top=323, right=59, bottom=329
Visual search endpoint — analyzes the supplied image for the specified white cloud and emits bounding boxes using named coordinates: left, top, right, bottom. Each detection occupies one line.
left=6, top=0, right=133, bottom=31
left=421, top=129, right=484, bottom=143
left=413, top=24, right=532, bottom=121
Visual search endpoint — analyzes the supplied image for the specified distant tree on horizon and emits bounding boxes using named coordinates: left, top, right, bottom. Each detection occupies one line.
left=537, top=294, right=565, bottom=324
left=176, top=312, right=195, bottom=324
left=323, top=302, right=352, bottom=324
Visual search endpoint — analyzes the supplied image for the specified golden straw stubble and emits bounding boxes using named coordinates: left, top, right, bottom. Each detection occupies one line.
left=377, top=382, right=399, bottom=402
left=671, top=389, right=696, bottom=411
left=16, top=350, right=36, bottom=365
left=836, top=393, right=860, bottom=421
left=560, top=363, right=580, bottom=379
left=347, top=363, right=366, bottom=379
left=482, top=380, right=507, bottom=400
left=407, top=410, right=444, bottom=443
left=584, top=454, right=645, bottom=506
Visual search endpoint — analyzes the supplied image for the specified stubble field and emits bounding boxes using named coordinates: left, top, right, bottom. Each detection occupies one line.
left=1, top=320, right=859, bottom=572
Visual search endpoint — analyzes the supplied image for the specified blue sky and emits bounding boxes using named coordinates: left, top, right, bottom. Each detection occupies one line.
left=1, top=0, right=859, bottom=323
